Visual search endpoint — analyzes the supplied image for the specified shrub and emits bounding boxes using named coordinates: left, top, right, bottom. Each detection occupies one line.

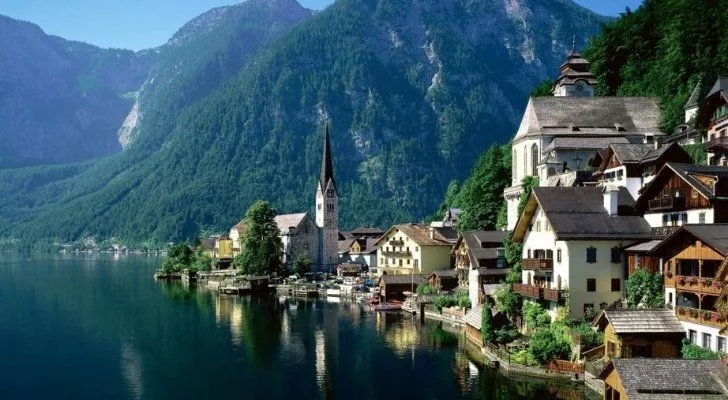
left=523, top=302, right=550, bottom=331
left=434, top=295, right=458, bottom=312
left=681, top=339, right=720, bottom=360
left=416, top=283, right=436, bottom=295
left=528, top=328, right=572, bottom=364
left=481, top=305, right=494, bottom=343
left=494, top=324, right=520, bottom=344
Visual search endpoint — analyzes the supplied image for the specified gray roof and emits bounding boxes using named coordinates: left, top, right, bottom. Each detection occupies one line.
left=431, top=269, right=458, bottom=278
left=351, top=227, right=384, bottom=236
left=459, top=231, right=508, bottom=263
left=378, top=274, right=428, bottom=286
left=338, top=239, right=354, bottom=254
left=685, top=78, right=703, bottom=109
left=528, top=187, right=652, bottom=240
left=464, top=304, right=483, bottom=330
left=636, top=164, right=728, bottom=209
left=274, top=213, right=309, bottom=234
left=609, top=143, right=654, bottom=164
left=376, top=224, right=455, bottom=246
left=543, top=136, right=629, bottom=152
left=603, top=358, right=728, bottom=399
left=478, top=268, right=508, bottom=276
left=594, top=309, right=685, bottom=334
left=624, top=240, right=662, bottom=253
left=515, top=97, right=663, bottom=139
left=706, top=77, right=728, bottom=100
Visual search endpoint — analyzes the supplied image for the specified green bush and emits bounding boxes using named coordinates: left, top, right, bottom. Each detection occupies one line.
left=681, top=339, right=720, bottom=360
left=494, top=324, right=520, bottom=345
left=416, top=283, right=436, bottom=295
left=481, top=305, right=494, bottom=343
left=434, top=295, right=458, bottom=312
left=522, top=302, right=550, bottom=331
left=528, top=328, right=572, bottom=365
left=572, top=321, right=603, bottom=349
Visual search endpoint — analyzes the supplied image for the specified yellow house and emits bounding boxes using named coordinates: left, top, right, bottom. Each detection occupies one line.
left=374, top=224, right=456, bottom=276
left=216, top=235, right=233, bottom=261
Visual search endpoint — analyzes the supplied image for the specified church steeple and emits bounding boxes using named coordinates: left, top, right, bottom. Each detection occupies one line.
left=552, top=39, right=598, bottom=97
left=320, top=123, right=336, bottom=192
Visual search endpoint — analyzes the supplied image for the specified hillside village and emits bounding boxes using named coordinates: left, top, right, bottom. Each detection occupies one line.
left=186, top=46, right=728, bottom=399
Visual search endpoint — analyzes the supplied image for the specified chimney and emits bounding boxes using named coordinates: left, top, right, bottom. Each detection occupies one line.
left=604, top=188, right=619, bottom=216
left=654, top=140, right=662, bottom=150
left=429, top=227, right=435, bottom=240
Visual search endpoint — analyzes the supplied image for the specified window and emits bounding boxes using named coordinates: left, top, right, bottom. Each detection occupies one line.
left=689, top=330, right=698, bottom=345
left=586, top=247, right=597, bottom=263
left=583, top=303, right=594, bottom=315
left=546, top=249, right=553, bottom=260
left=414, top=260, right=419, bottom=268
left=699, top=212, right=706, bottom=224
left=681, top=212, right=688, bottom=225
left=535, top=221, right=541, bottom=232
left=611, top=278, right=621, bottom=292
left=545, top=222, right=551, bottom=231
left=415, top=247, right=419, bottom=252
left=703, top=333, right=712, bottom=350
left=531, top=144, right=539, bottom=176
left=587, top=279, right=596, bottom=292
left=668, top=292, right=673, bottom=305
left=406, top=247, right=409, bottom=252
left=327, top=204, right=334, bottom=211
left=556, top=249, right=562, bottom=263
left=718, top=337, right=727, bottom=353
left=527, top=249, right=532, bottom=258
left=610, top=247, right=621, bottom=263
left=662, top=214, right=669, bottom=226
left=380, top=258, right=384, bottom=264
left=398, top=259, right=403, bottom=267
left=406, top=259, right=410, bottom=265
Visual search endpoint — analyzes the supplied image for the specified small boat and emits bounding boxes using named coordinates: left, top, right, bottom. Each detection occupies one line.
left=374, top=303, right=401, bottom=311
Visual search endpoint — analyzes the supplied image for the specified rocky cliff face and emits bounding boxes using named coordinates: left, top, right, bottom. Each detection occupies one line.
left=0, top=15, right=155, bottom=167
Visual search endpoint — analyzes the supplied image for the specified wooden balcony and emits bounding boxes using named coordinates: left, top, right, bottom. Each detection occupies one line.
left=675, top=306, right=727, bottom=328
left=652, top=226, right=680, bottom=239
left=381, top=250, right=412, bottom=257
left=648, top=196, right=685, bottom=211
left=543, top=288, right=566, bottom=302
left=706, top=136, right=728, bottom=152
left=674, top=275, right=725, bottom=296
left=522, top=258, right=553, bottom=271
left=513, top=283, right=544, bottom=300
left=389, top=239, right=405, bottom=246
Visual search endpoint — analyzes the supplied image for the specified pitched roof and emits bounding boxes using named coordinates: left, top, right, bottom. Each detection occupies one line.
left=320, top=124, right=336, bottom=192
left=600, top=358, right=728, bottom=399
left=376, top=224, right=455, bottom=246
left=200, top=238, right=215, bottom=251
left=649, top=224, right=728, bottom=257
left=431, top=269, right=458, bottom=278
left=464, top=304, right=483, bottom=330
left=350, top=227, right=384, bottom=236
left=685, top=78, right=703, bottom=109
left=274, top=213, right=310, bottom=234
left=515, top=97, right=663, bottom=140
left=378, top=274, right=428, bottom=286
left=634, top=163, right=728, bottom=211
left=457, top=231, right=507, bottom=263
left=513, top=187, right=652, bottom=242
left=543, top=136, right=629, bottom=152
left=593, top=309, right=685, bottom=334
left=478, top=267, right=509, bottom=276
left=338, top=239, right=355, bottom=254
left=624, top=240, right=662, bottom=253
left=706, top=77, right=728, bottom=100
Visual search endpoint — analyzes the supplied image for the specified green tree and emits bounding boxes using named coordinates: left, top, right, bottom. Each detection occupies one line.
left=626, top=268, right=664, bottom=308
left=530, top=79, right=555, bottom=97
left=528, top=328, right=572, bottom=365
left=190, top=249, right=213, bottom=272
left=481, top=303, right=495, bottom=343
left=426, top=180, right=462, bottom=223
left=457, top=144, right=511, bottom=231
left=237, top=201, right=284, bottom=276
left=293, top=255, right=312, bottom=277
left=681, top=339, right=720, bottom=359
left=522, top=302, right=551, bottom=332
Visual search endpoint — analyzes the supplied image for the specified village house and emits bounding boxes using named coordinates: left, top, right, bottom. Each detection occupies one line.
left=229, top=125, right=340, bottom=272
left=349, top=227, right=384, bottom=239
left=378, top=274, right=428, bottom=302
left=452, top=231, right=509, bottom=306
left=649, top=224, right=728, bottom=353
left=346, top=237, right=378, bottom=270
left=504, top=45, right=663, bottom=230
left=632, top=163, right=728, bottom=231
left=592, top=309, right=684, bottom=359
left=593, top=142, right=692, bottom=200
left=374, top=224, right=456, bottom=276
left=428, top=270, right=458, bottom=292
left=600, top=358, right=728, bottom=400
left=702, top=78, right=728, bottom=166
left=512, top=186, right=652, bottom=319
left=669, top=79, right=704, bottom=146
left=430, top=208, right=462, bottom=228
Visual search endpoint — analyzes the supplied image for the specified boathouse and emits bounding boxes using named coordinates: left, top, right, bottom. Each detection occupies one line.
left=428, top=269, right=458, bottom=292
left=592, top=309, right=684, bottom=359
left=378, top=274, right=427, bottom=302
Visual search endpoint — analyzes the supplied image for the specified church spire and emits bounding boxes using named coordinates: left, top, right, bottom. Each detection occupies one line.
left=320, top=122, right=336, bottom=192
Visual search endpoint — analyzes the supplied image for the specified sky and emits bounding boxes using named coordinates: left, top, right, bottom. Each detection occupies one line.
left=2, top=0, right=643, bottom=51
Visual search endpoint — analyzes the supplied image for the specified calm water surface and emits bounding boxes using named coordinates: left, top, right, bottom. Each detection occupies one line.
left=0, top=254, right=597, bottom=399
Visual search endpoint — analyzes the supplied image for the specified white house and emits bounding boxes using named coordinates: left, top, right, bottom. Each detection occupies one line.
left=452, top=231, right=509, bottom=306
left=512, top=186, right=652, bottom=319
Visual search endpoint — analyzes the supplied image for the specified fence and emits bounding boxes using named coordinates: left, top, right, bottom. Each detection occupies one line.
left=547, top=360, right=584, bottom=374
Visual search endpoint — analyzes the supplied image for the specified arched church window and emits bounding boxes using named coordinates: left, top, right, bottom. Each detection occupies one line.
left=523, top=145, right=528, bottom=178
left=513, top=149, right=517, bottom=181
left=531, top=144, right=538, bottom=176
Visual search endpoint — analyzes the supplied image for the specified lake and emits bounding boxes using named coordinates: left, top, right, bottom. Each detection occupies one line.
left=0, top=254, right=597, bottom=399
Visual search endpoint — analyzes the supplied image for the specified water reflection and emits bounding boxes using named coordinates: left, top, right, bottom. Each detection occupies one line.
left=120, top=341, right=144, bottom=400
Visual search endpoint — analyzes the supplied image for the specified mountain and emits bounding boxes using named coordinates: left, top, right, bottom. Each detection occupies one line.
left=0, top=0, right=607, bottom=247
left=0, top=15, right=155, bottom=167
left=583, top=0, right=728, bottom=135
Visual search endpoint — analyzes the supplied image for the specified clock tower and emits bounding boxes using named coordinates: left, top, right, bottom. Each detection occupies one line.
left=551, top=39, right=597, bottom=97
left=315, top=123, right=339, bottom=272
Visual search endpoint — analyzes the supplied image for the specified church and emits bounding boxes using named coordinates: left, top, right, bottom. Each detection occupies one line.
left=230, top=125, right=340, bottom=272
left=503, top=45, right=664, bottom=230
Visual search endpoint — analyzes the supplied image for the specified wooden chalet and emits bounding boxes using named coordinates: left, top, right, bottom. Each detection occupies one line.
left=633, top=163, right=728, bottom=229
left=623, top=240, right=661, bottom=276
left=592, top=309, right=684, bottom=359
left=428, top=269, right=458, bottom=292
left=649, top=225, right=728, bottom=335
left=378, top=274, right=428, bottom=302
left=600, top=358, right=728, bottom=400
left=701, top=78, right=728, bottom=166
